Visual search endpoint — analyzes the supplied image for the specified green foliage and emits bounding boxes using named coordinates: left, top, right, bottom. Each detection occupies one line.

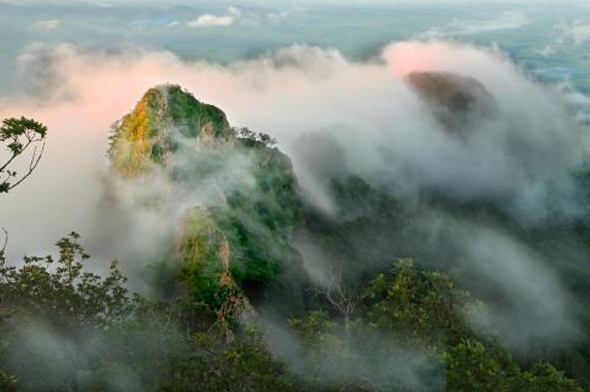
left=0, top=370, right=18, bottom=392
left=175, top=208, right=244, bottom=331
left=166, top=85, right=229, bottom=139
left=445, top=339, right=518, bottom=392
left=171, top=125, right=303, bottom=310
left=0, top=117, right=47, bottom=193
left=132, top=326, right=294, bottom=392
left=286, top=261, right=584, bottom=392
left=0, top=233, right=292, bottom=392
left=0, top=232, right=134, bottom=392
left=518, top=363, right=584, bottom=392
left=0, top=232, right=584, bottom=392
left=0, top=232, right=132, bottom=327
left=209, top=137, right=303, bottom=295
left=289, top=310, right=338, bottom=346
left=235, top=127, right=277, bottom=148
left=445, top=340, right=583, bottom=392
left=364, top=259, right=472, bottom=350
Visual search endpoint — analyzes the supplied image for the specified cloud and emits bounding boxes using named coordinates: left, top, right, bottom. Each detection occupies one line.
left=451, top=222, right=581, bottom=349
left=228, top=6, right=243, bottom=18
left=30, top=19, right=60, bottom=31
left=558, top=21, right=590, bottom=45
left=1, top=39, right=586, bottom=244
left=227, top=6, right=259, bottom=26
left=186, top=6, right=287, bottom=29
left=536, top=43, right=556, bottom=57
left=531, top=21, right=590, bottom=59
left=231, top=6, right=288, bottom=26
left=0, top=40, right=587, bottom=347
left=262, top=319, right=444, bottom=391
left=188, top=14, right=234, bottom=28
left=419, top=11, right=531, bottom=38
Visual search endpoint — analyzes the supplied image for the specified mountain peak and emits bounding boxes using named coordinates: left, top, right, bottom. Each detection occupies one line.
left=144, top=84, right=231, bottom=139
left=406, top=71, right=498, bottom=134
left=109, top=84, right=233, bottom=176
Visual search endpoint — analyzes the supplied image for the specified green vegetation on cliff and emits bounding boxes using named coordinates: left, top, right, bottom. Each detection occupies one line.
left=108, top=84, right=232, bottom=177
left=108, top=84, right=305, bottom=324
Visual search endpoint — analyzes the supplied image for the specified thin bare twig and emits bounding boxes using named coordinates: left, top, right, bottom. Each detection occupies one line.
left=5, top=142, right=45, bottom=191
left=315, top=264, right=361, bottom=332
left=0, top=227, right=8, bottom=257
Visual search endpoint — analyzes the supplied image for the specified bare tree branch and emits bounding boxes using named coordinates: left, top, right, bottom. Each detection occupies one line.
left=315, top=264, right=361, bottom=333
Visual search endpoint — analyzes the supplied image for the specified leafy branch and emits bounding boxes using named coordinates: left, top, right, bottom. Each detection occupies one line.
left=0, top=116, right=47, bottom=194
left=234, top=127, right=277, bottom=148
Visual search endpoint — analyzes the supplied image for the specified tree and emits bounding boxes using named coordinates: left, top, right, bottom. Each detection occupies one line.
left=176, top=326, right=296, bottom=392
left=234, top=127, right=277, bottom=148
left=363, top=260, right=583, bottom=392
left=314, top=264, right=361, bottom=334
left=446, top=339, right=583, bottom=392
left=0, top=116, right=47, bottom=194
left=363, top=259, right=472, bottom=350
left=0, top=232, right=133, bottom=392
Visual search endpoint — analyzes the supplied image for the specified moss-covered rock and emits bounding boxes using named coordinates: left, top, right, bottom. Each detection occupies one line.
left=177, top=207, right=252, bottom=336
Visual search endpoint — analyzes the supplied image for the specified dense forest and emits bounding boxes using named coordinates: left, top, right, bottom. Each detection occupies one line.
left=1, top=82, right=589, bottom=391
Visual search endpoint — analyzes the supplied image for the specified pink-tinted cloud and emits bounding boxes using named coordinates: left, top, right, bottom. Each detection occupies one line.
left=0, top=41, right=584, bottom=261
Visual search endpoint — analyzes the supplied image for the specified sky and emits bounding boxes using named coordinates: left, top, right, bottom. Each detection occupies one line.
left=0, top=0, right=589, bottom=90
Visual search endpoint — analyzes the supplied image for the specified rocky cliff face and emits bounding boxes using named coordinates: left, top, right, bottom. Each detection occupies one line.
left=108, top=84, right=233, bottom=177
left=108, top=84, right=306, bottom=327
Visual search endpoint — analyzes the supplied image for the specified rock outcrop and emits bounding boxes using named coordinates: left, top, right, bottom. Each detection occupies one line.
left=108, top=84, right=306, bottom=331
left=407, top=71, right=498, bottom=135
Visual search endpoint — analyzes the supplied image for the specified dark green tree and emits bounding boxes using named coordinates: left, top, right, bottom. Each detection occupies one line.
left=0, top=232, right=133, bottom=392
left=446, top=339, right=583, bottom=392
left=364, top=258, right=473, bottom=350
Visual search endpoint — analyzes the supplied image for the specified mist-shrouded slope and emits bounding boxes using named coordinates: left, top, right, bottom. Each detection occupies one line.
left=407, top=71, right=498, bottom=134
left=91, top=64, right=590, bottom=388
left=103, top=73, right=590, bottom=362
left=106, top=84, right=307, bottom=323
left=289, top=69, right=590, bottom=387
